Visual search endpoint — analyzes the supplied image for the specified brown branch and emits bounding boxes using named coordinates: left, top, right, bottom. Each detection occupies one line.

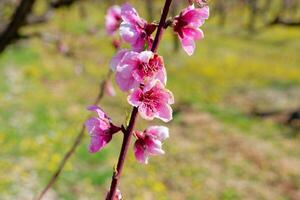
left=35, top=70, right=113, bottom=200
left=106, top=0, right=173, bottom=199
left=268, top=16, right=300, bottom=26
left=0, top=0, right=36, bottom=53
left=250, top=107, right=300, bottom=128
left=50, top=0, right=79, bottom=8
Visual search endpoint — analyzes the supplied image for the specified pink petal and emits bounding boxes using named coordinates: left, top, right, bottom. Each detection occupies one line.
left=108, top=5, right=121, bottom=17
left=119, top=22, right=140, bottom=44
left=131, top=35, right=146, bottom=52
left=127, top=88, right=143, bottom=107
left=110, top=49, right=129, bottom=71
left=138, top=104, right=155, bottom=121
left=155, top=67, right=167, bottom=85
left=147, top=126, right=169, bottom=141
left=179, top=36, right=195, bottom=56
left=166, top=89, right=175, bottom=104
left=105, top=5, right=121, bottom=35
left=87, top=105, right=106, bottom=119
left=85, top=117, right=100, bottom=134
left=144, top=79, right=163, bottom=92
left=145, top=137, right=165, bottom=155
left=104, top=81, right=116, bottom=97
left=157, top=104, right=173, bottom=122
left=89, top=133, right=111, bottom=153
left=182, top=6, right=209, bottom=27
left=117, top=51, right=139, bottom=72
left=85, top=117, right=110, bottom=134
left=121, top=3, right=140, bottom=24
left=115, top=71, right=139, bottom=91
left=182, top=27, right=204, bottom=40
left=134, top=140, right=149, bottom=164
left=89, top=135, right=105, bottom=153
left=138, top=51, right=153, bottom=63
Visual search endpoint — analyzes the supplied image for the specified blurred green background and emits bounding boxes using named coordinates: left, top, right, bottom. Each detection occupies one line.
left=0, top=0, right=300, bottom=199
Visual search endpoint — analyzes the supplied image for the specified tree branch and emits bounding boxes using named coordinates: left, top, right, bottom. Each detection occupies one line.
left=106, top=0, right=173, bottom=199
left=35, top=71, right=113, bottom=200
left=0, top=0, right=36, bottom=53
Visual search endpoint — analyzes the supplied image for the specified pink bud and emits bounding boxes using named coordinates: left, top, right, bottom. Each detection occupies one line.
left=105, top=5, right=122, bottom=36
left=112, top=39, right=121, bottom=50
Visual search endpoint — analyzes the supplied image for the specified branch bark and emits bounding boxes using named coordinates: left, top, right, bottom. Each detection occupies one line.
left=50, top=0, right=78, bottom=8
left=0, top=0, right=36, bottom=53
left=106, top=0, right=173, bottom=199
left=268, top=16, right=300, bottom=26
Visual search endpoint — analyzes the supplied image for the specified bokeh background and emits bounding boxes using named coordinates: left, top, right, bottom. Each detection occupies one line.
left=1, top=0, right=300, bottom=199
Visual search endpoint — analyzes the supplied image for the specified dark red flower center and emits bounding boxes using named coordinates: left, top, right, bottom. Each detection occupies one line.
left=137, top=54, right=163, bottom=78
left=173, top=17, right=188, bottom=38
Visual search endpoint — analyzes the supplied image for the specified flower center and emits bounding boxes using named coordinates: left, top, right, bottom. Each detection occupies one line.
left=173, top=17, right=188, bottom=38
left=137, top=55, right=162, bottom=79
left=140, top=89, right=160, bottom=112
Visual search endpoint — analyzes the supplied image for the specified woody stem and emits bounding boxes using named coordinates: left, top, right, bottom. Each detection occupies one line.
left=106, top=0, right=173, bottom=199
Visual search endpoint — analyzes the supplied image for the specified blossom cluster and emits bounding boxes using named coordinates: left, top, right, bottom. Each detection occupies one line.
left=85, top=3, right=209, bottom=164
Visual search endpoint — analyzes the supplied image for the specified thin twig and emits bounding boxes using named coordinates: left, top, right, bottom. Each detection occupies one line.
left=106, top=0, right=173, bottom=199
left=35, top=70, right=113, bottom=200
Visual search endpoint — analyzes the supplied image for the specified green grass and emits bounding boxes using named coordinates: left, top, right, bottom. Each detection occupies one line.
left=1, top=1, right=300, bottom=200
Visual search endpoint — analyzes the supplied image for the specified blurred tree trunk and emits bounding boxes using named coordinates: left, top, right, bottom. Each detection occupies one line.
left=50, top=0, right=78, bottom=8
left=215, top=0, right=227, bottom=26
left=0, top=0, right=36, bottom=53
left=261, top=0, right=272, bottom=24
left=246, top=0, right=258, bottom=32
left=268, top=0, right=300, bottom=27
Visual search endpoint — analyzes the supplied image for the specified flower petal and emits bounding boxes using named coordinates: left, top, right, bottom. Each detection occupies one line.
left=110, top=49, right=129, bottom=71
left=87, top=105, right=106, bottom=119
left=157, top=104, right=173, bottom=122
left=138, top=104, right=155, bottom=121
left=134, top=140, right=149, bottom=164
left=179, top=36, right=195, bottom=56
left=182, top=27, right=204, bottom=40
left=115, top=71, right=138, bottom=91
left=121, top=3, right=140, bottom=23
left=119, top=22, right=139, bottom=44
left=145, top=137, right=165, bottom=155
left=127, top=88, right=143, bottom=107
left=88, top=133, right=111, bottom=153
left=147, top=126, right=169, bottom=141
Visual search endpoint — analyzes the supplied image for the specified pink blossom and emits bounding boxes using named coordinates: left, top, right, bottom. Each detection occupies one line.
left=104, top=80, right=116, bottom=97
left=85, top=106, right=120, bottom=153
left=134, top=126, right=169, bottom=164
left=132, top=51, right=166, bottom=85
left=111, top=50, right=139, bottom=91
left=105, top=5, right=122, bottom=35
left=128, top=81, right=174, bottom=122
left=173, top=5, right=209, bottom=55
left=110, top=49, right=129, bottom=71
left=111, top=50, right=166, bottom=91
left=119, top=3, right=156, bottom=52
